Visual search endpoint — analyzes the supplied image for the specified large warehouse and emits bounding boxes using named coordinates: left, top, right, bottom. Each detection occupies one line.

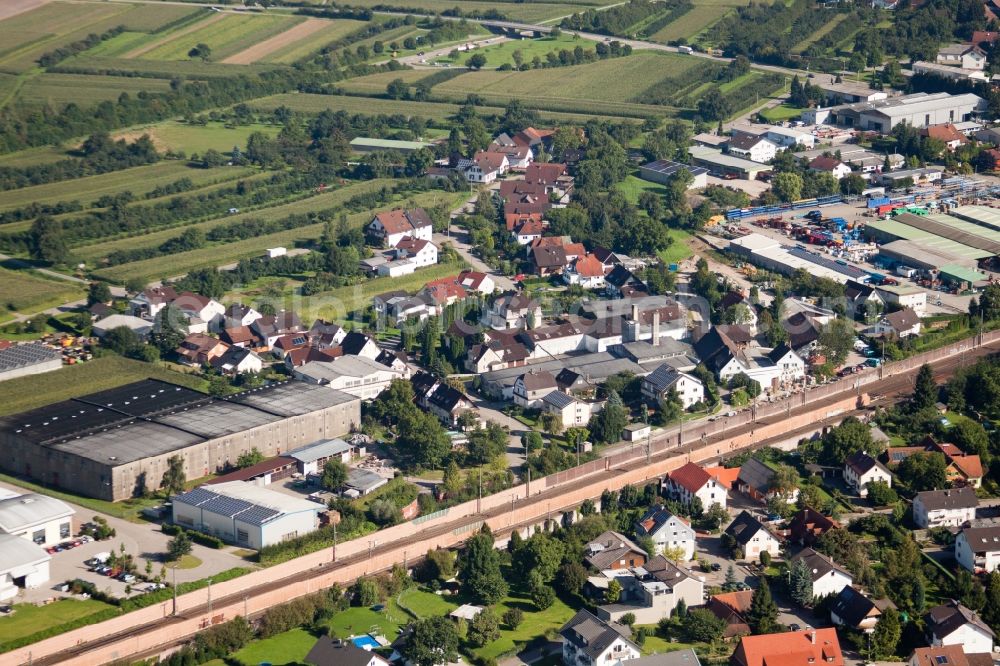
left=0, top=379, right=361, bottom=501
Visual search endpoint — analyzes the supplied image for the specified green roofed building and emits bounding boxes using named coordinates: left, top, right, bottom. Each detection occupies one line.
left=939, top=264, right=987, bottom=286
left=349, top=137, right=432, bottom=153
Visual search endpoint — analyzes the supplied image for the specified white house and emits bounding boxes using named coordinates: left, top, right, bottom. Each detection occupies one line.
left=664, top=462, right=728, bottom=511
left=171, top=481, right=319, bottom=550
left=641, top=365, right=704, bottom=409
left=391, top=237, right=438, bottom=268
left=871, top=308, right=922, bottom=338
left=791, top=548, right=853, bottom=598
left=937, top=43, right=987, bottom=70
left=875, top=285, right=927, bottom=315
left=366, top=208, right=433, bottom=248
left=174, top=292, right=226, bottom=332
left=596, top=557, right=705, bottom=626
left=955, top=525, right=1000, bottom=574
left=724, top=510, right=782, bottom=562
left=635, top=505, right=696, bottom=560
left=842, top=451, right=892, bottom=498
left=0, top=534, right=50, bottom=601
left=485, top=292, right=542, bottom=331
left=0, top=494, right=74, bottom=547
left=913, top=487, right=978, bottom=528
left=541, top=391, right=595, bottom=429
left=513, top=370, right=559, bottom=409
left=128, top=285, right=177, bottom=320
left=457, top=271, right=495, bottom=295
left=766, top=344, right=806, bottom=385
left=766, top=126, right=817, bottom=149
left=926, top=600, right=995, bottom=655
left=809, top=156, right=853, bottom=179
left=560, top=609, right=640, bottom=666
left=462, top=151, right=509, bottom=184
left=210, top=347, right=264, bottom=375
left=728, top=135, right=779, bottom=163
left=563, top=254, right=608, bottom=290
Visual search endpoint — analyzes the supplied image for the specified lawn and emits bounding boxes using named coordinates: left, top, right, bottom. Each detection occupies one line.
left=231, top=628, right=316, bottom=666
left=0, top=599, right=116, bottom=649
left=759, top=104, right=806, bottom=123
left=18, top=73, right=174, bottom=106
left=616, top=174, right=667, bottom=205
left=140, top=13, right=302, bottom=62
left=0, top=354, right=207, bottom=417
left=0, top=267, right=84, bottom=316
left=433, top=33, right=601, bottom=68
left=657, top=229, right=695, bottom=264
left=0, top=161, right=243, bottom=212
left=113, top=121, right=282, bottom=156
left=328, top=604, right=409, bottom=638
left=473, top=592, right=577, bottom=662
left=397, top=587, right=459, bottom=618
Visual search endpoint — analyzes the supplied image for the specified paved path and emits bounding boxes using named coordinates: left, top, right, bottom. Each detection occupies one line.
left=435, top=187, right=516, bottom=292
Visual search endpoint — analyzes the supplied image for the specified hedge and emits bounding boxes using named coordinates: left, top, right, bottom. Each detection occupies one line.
left=162, top=524, right=225, bottom=549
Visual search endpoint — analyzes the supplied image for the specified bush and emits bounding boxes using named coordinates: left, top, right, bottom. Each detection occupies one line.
left=162, top=523, right=224, bottom=549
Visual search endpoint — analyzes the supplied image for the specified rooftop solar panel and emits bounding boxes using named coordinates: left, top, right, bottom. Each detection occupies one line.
left=178, top=487, right=218, bottom=506
left=238, top=505, right=280, bottom=526
left=201, top=495, right=254, bottom=518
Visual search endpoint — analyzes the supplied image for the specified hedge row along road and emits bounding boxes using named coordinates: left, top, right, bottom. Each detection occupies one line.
left=19, top=329, right=999, bottom=666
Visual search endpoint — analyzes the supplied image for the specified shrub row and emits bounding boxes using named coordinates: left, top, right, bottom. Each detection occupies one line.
left=162, top=523, right=225, bottom=549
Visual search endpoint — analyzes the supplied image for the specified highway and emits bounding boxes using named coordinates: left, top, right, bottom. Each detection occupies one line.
left=25, top=333, right=1000, bottom=666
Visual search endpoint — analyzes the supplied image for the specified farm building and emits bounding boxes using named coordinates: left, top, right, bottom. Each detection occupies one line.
left=0, top=343, right=62, bottom=383
left=639, top=160, right=709, bottom=189
left=172, top=481, right=320, bottom=550
left=0, top=379, right=361, bottom=501
left=0, top=493, right=74, bottom=547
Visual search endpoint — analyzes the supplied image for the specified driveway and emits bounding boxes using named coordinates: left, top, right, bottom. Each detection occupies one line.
left=470, top=397, right=527, bottom=469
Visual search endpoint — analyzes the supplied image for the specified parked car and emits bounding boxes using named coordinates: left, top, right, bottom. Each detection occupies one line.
left=710, top=563, right=722, bottom=572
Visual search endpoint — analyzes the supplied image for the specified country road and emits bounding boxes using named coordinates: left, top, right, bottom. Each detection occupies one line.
left=21, top=331, right=1000, bottom=666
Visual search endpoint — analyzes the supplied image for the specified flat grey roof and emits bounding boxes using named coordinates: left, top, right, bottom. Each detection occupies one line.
left=52, top=420, right=204, bottom=465
left=229, top=381, right=358, bottom=416
left=640, top=159, right=709, bottom=178
left=0, top=533, right=49, bottom=572
left=156, top=401, right=281, bottom=439
left=482, top=352, right=646, bottom=388
left=288, top=438, right=350, bottom=464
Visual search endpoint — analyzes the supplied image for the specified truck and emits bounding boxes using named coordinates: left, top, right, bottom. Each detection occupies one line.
left=677, top=45, right=693, bottom=54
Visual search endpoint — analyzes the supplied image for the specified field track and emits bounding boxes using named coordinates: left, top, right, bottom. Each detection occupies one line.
left=0, top=0, right=49, bottom=22
left=122, top=11, right=222, bottom=59
left=221, top=17, right=328, bottom=64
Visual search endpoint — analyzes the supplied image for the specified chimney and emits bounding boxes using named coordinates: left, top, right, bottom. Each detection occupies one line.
left=653, top=311, right=661, bottom=346
left=631, top=304, right=639, bottom=322
left=809, top=631, right=816, bottom=644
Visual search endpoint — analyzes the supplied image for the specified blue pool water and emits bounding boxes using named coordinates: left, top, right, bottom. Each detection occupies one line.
left=351, top=635, right=379, bottom=650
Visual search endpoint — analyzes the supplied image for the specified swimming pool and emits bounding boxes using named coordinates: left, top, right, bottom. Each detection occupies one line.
left=351, top=635, right=379, bottom=650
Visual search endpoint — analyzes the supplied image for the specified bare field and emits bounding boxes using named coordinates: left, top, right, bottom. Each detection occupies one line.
left=222, top=17, right=329, bottom=64
left=0, top=0, right=50, bottom=23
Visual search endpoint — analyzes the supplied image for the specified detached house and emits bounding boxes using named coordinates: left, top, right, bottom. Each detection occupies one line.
left=175, top=333, right=229, bottom=367
left=708, top=590, right=754, bottom=639
left=390, top=237, right=437, bottom=269
left=641, top=365, right=705, bottom=410
left=921, top=123, right=969, bottom=151
left=462, top=151, right=509, bottom=184
left=485, top=292, right=542, bottom=330
left=732, top=628, right=843, bottom=666
left=790, top=547, right=852, bottom=598
left=926, top=601, right=995, bottom=655
left=564, top=254, right=609, bottom=290
left=513, top=370, right=559, bottom=409
left=843, top=451, right=892, bottom=498
left=809, top=156, right=852, bottom=180
left=913, top=487, right=978, bottom=528
left=129, top=286, right=177, bottom=320
left=736, top=458, right=799, bottom=504
left=596, top=556, right=704, bottom=626
left=871, top=307, right=921, bottom=339
left=955, top=525, right=1000, bottom=573
left=937, top=43, right=987, bottom=70
left=724, top=510, right=781, bottom=562
left=788, top=507, right=841, bottom=545
left=830, top=586, right=895, bottom=633
left=366, top=208, right=433, bottom=248
left=727, top=134, right=778, bottom=163
left=585, top=531, right=647, bottom=571
left=635, top=505, right=696, bottom=560
left=541, top=391, right=595, bottom=429
left=560, top=609, right=640, bottom=666
left=664, top=462, right=728, bottom=511
left=173, top=292, right=226, bottom=332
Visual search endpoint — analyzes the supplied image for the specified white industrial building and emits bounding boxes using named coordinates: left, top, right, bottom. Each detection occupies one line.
left=0, top=343, right=62, bottom=383
left=287, top=438, right=361, bottom=475
left=293, top=356, right=405, bottom=400
left=806, top=92, right=986, bottom=133
left=0, top=533, right=50, bottom=600
left=171, top=481, right=320, bottom=550
left=0, top=493, right=74, bottom=546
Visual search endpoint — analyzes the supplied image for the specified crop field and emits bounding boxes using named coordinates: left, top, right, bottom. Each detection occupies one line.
left=18, top=73, right=174, bottom=106
left=0, top=145, right=66, bottom=167
left=139, top=13, right=302, bottom=62
left=337, top=69, right=445, bottom=95
left=0, top=162, right=247, bottom=212
left=58, top=55, right=283, bottom=79
left=93, top=190, right=463, bottom=284
left=432, top=33, right=601, bottom=68
left=82, top=31, right=153, bottom=58
left=791, top=12, right=849, bottom=53
left=314, top=0, right=595, bottom=23
left=427, top=51, right=696, bottom=117
left=73, top=179, right=393, bottom=263
left=0, top=267, right=85, bottom=316
left=112, top=121, right=282, bottom=155
left=253, top=18, right=368, bottom=64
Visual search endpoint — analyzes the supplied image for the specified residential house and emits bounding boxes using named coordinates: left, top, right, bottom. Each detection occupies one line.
left=948, top=454, right=985, bottom=489
left=635, top=505, right=696, bottom=560
left=727, top=135, right=778, bottom=163
left=913, top=487, right=978, bottom=528
left=531, top=244, right=570, bottom=277
left=489, top=141, right=533, bottom=170
left=788, top=507, right=841, bottom=546
left=732, top=629, right=843, bottom=666
left=309, top=320, right=347, bottom=349
left=926, top=600, right=995, bottom=654
left=724, top=510, right=782, bottom=562
left=809, top=156, right=852, bottom=180
left=585, top=531, right=647, bottom=571
left=222, top=304, right=261, bottom=330
left=305, top=637, right=389, bottom=666
left=872, top=308, right=921, bottom=338
left=605, top=265, right=647, bottom=299
left=340, top=331, right=381, bottom=360
left=220, top=325, right=261, bottom=349
left=955, top=525, right=1000, bottom=573
left=513, top=218, right=546, bottom=246
left=541, top=391, right=595, bottom=429
left=485, top=292, right=542, bottom=330
left=514, top=127, right=554, bottom=151
left=664, top=462, right=727, bottom=511
left=173, top=292, right=226, bottom=332
left=910, top=646, right=994, bottom=666
left=844, top=280, right=884, bottom=319
left=365, top=208, right=433, bottom=248
left=389, top=237, right=437, bottom=268
left=466, top=337, right=529, bottom=373
left=424, top=383, right=477, bottom=428
left=641, top=365, right=705, bottom=410
left=692, top=326, right=754, bottom=384
left=456, top=270, right=495, bottom=295
left=843, top=451, right=892, bottom=498
left=596, top=556, right=704, bottom=625
left=766, top=344, right=806, bottom=385
left=564, top=254, right=609, bottom=289
left=524, top=162, right=574, bottom=201
left=708, top=590, right=753, bottom=639
left=921, top=123, right=969, bottom=151
left=560, top=609, right=640, bottom=666
left=175, top=333, right=229, bottom=367
left=462, top=151, right=509, bottom=184
left=129, top=286, right=178, bottom=320
left=937, top=43, right=987, bottom=70
left=736, top=458, right=799, bottom=504
left=210, top=347, right=264, bottom=375
left=766, top=126, right=817, bottom=149
left=830, top=586, right=895, bottom=633
left=252, top=311, right=303, bottom=349
left=875, top=284, right=927, bottom=315
left=791, top=548, right=852, bottom=598
left=513, top=370, right=559, bottom=409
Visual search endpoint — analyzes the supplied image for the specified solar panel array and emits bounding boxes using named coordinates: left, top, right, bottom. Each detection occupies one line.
left=0, top=343, right=60, bottom=372
left=641, top=160, right=709, bottom=178
left=176, top=487, right=280, bottom=526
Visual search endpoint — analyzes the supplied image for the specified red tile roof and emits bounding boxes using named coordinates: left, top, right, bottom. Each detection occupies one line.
left=525, top=162, right=567, bottom=185
left=809, top=156, right=845, bottom=172
left=733, top=629, right=843, bottom=666
left=572, top=254, right=606, bottom=278
left=705, top=466, right=741, bottom=489
left=922, top=123, right=967, bottom=145
left=374, top=209, right=415, bottom=235
left=950, top=454, right=984, bottom=480
left=670, top=462, right=714, bottom=494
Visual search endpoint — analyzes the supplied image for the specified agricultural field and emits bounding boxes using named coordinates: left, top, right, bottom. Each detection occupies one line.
left=649, top=0, right=753, bottom=43
left=0, top=267, right=85, bottom=317
left=112, top=121, right=282, bottom=155
left=313, top=0, right=598, bottom=23
left=17, top=73, right=174, bottom=106
left=791, top=12, right=849, bottom=54
left=138, top=13, right=303, bottom=62
left=431, top=33, right=601, bottom=68
left=246, top=17, right=368, bottom=64
left=58, top=56, right=284, bottom=79
left=0, top=161, right=250, bottom=212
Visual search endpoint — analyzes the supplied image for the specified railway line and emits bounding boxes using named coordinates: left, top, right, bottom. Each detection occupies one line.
left=24, top=337, right=1000, bottom=666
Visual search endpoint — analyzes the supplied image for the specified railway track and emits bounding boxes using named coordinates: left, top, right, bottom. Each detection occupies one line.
left=27, top=340, right=1000, bottom=666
